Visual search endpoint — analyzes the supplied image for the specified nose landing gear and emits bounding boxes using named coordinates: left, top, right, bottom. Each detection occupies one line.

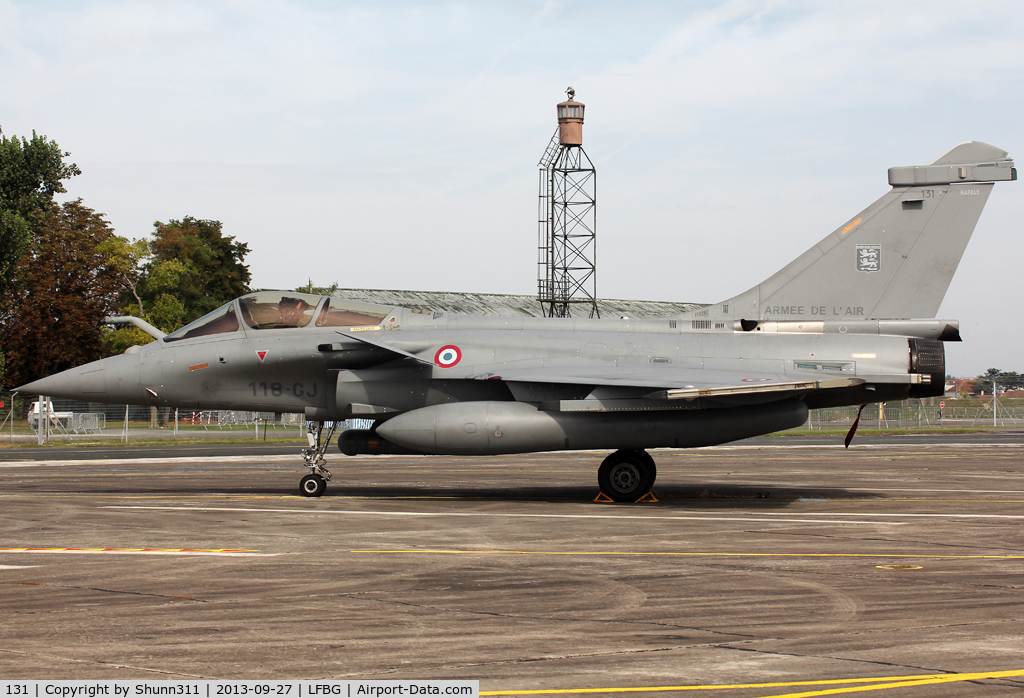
left=300, top=473, right=327, bottom=497
left=299, top=421, right=339, bottom=497
left=597, top=449, right=657, bottom=502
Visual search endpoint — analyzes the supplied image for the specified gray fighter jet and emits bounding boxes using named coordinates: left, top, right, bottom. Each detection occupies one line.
left=18, top=141, right=1017, bottom=500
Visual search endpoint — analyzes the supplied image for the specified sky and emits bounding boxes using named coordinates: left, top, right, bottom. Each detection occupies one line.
left=1, top=0, right=1022, bottom=376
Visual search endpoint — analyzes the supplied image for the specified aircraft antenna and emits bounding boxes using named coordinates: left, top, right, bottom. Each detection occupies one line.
left=537, top=87, right=598, bottom=318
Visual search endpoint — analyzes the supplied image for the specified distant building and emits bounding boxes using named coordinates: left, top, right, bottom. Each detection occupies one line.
left=947, top=377, right=977, bottom=397
left=329, top=288, right=703, bottom=319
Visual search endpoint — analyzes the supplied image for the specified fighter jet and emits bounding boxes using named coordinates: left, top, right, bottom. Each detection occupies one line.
left=18, top=141, right=1016, bottom=500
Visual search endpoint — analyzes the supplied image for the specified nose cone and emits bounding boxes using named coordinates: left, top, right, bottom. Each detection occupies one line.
left=16, top=352, right=141, bottom=404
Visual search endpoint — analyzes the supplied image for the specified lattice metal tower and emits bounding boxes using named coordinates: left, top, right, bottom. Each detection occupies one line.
left=537, top=87, right=598, bottom=318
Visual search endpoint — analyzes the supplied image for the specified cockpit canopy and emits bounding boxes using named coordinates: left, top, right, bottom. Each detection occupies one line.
left=239, top=292, right=322, bottom=329
left=162, top=292, right=392, bottom=342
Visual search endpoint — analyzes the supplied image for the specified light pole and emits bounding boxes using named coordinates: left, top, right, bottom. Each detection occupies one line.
left=993, top=377, right=998, bottom=428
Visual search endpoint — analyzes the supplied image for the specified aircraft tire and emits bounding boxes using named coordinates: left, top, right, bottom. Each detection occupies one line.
left=299, top=474, right=327, bottom=497
left=636, top=449, right=657, bottom=486
left=598, top=450, right=655, bottom=502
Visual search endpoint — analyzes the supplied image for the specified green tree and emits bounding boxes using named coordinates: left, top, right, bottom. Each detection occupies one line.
left=0, top=200, right=121, bottom=386
left=97, top=235, right=160, bottom=354
left=0, top=131, right=81, bottom=296
left=970, top=368, right=1024, bottom=393
left=295, top=279, right=340, bottom=296
left=101, top=218, right=252, bottom=354
left=97, top=236, right=150, bottom=317
left=141, top=216, right=251, bottom=324
left=995, top=371, right=1024, bottom=391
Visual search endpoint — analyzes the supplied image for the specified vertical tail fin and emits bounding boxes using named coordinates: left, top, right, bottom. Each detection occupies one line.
left=703, top=142, right=1015, bottom=322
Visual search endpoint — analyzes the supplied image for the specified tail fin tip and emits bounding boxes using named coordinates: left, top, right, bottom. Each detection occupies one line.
left=930, top=141, right=1008, bottom=166
left=890, top=141, right=1015, bottom=186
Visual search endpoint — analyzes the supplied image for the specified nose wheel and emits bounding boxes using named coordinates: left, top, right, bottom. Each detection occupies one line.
left=298, top=420, right=339, bottom=497
left=598, top=449, right=657, bottom=502
left=300, top=473, right=327, bottom=497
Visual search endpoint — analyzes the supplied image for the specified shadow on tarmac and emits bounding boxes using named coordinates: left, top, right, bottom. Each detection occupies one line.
left=301, top=483, right=882, bottom=508
left=49, top=481, right=881, bottom=508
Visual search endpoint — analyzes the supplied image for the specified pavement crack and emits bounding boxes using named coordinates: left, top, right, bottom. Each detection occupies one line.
left=334, top=593, right=766, bottom=640
left=7, top=581, right=206, bottom=602
left=0, top=648, right=213, bottom=678
left=728, top=565, right=1024, bottom=593
left=328, top=641, right=767, bottom=677
left=710, top=643, right=965, bottom=676
left=753, top=530, right=1024, bottom=553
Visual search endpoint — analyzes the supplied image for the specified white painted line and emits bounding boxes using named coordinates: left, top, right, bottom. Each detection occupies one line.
left=6, top=440, right=1024, bottom=466
left=0, top=564, right=37, bottom=569
left=105, top=505, right=905, bottom=526
left=700, top=443, right=1024, bottom=451
left=746, top=511, right=1024, bottom=520
left=0, top=548, right=273, bottom=557
left=0, top=455, right=300, bottom=468
left=845, top=487, right=1024, bottom=495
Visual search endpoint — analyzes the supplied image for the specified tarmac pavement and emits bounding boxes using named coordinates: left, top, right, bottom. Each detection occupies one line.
left=2, top=437, right=1024, bottom=695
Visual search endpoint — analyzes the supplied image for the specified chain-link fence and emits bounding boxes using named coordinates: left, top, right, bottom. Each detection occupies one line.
left=0, top=391, right=310, bottom=442
left=808, top=401, right=1024, bottom=429
left=1, top=390, right=387, bottom=443
left=4, top=390, right=1022, bottom=443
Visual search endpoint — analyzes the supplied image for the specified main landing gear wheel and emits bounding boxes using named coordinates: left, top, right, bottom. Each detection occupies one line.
left=299, top=473, right=327, bottom=497
left=598, top=449, right=657, bottom=502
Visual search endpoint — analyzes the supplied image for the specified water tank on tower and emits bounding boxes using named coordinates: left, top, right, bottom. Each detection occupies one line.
left=537, top=87, right=598, bottom=318
left=557, top=89, right=585, bottom=146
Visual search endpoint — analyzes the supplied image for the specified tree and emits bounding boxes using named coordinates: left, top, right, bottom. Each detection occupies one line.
left=100, top=217, right=252, bottom=354
left=295, top=279, right=340, bottom=296
left=995, top=371, right=1024, bottom=391
left=0, top=200, right=121, bottom=386
left=970, top=368, right=1024, bottom=394
left=97, top=235, right=159, bottom=355
left=142, top=216, right=251, bottom=324
left=0, top=131, right=80, bottom=296
left=97, top=236, right=150, bottom=317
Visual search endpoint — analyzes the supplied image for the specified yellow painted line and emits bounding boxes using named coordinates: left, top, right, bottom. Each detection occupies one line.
left=840, top=218, right=862, bottom=235
left=751, top=669, right=1024, bottom=697
left=351, top=549, right=1024, bottom=560
left=479, top=669, right=1024, bottom=695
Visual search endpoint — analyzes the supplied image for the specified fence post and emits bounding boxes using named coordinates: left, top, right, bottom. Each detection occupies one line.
left=993, top=379, right=998, bottom=428
left=122, top=405, right=129, bottom=443
left=10, top=392, right=16, bottom=443
left=37, top=395, right=45, bottom=445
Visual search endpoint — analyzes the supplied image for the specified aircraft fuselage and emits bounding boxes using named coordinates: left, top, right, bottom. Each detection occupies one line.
left=67, top=307, right=925, bottom=421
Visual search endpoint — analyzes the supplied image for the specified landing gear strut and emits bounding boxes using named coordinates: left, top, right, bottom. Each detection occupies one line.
left=598, top=449, right=657, bottom=502
left=299, top=421, right=339, bottom=497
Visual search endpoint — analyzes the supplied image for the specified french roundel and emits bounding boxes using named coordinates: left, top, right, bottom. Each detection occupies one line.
left=434, top=345, right=462, bottom=367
